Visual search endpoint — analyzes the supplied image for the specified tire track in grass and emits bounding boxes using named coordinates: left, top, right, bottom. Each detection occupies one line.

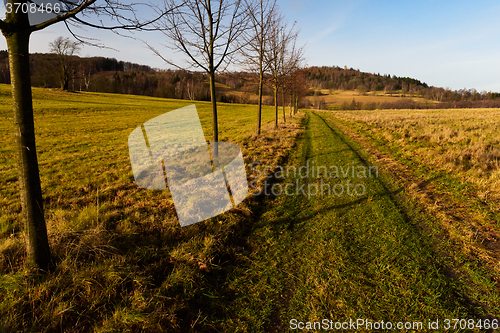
left=313, top=111, right=498, bottom=319
left=222, top=111, right=488, bottom=332
left=317, top=110, right=500, bottom=323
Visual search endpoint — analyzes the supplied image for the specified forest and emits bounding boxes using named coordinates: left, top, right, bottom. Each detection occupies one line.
left=304, top=65, right=500, bottom=109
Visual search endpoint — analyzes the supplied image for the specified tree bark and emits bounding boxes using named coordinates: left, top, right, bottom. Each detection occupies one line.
left=4, top=29, right=51, bottom=270
left=273, top=83, right=278, bottom=128
left=257, top=66, right=263, bottom=135
left=282, top=89, right=286, bottom=123
left=209, top=70, right=218, bottom=143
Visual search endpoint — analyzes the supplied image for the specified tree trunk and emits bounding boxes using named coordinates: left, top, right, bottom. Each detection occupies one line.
left=257, top=68, right=263, bottom=135
left=289, top=93, right=293, bottom=117
left=85, top=72, right=90, bottom=91
left=282, top=89, right=286, bottom=123
left=62, top=68, right=69, bottom=91
left=274, top=84, right=278, bottom=128
left=209, top=69, right=219, bottom=159
left=207, top=4, right=218, bottom=148
left=4, top=29, right=52, bottom=270
left=208, top=70, right=218, bottom=142
left=59, top=56, right=69, bottom=91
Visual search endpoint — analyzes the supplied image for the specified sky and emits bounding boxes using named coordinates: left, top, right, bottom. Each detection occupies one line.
left=1, top=0, right=500, bottom=92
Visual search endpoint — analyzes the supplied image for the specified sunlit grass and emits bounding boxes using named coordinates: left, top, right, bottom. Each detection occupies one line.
left=219, top=110, right=500, bottom=331
left=314, top=109, right=500, bottom=327
left=0, top=84, right=304, bottom=332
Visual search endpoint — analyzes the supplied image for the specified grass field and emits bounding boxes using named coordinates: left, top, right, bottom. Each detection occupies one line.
left=218, top=110, right=500, bottom=331
left=0, top=84, right=303, bottom=332
left=325, top=108, right=500, bottom=184
left=1, top=85, right=500, bottom=332
left=305, top=89, right=439, bottom=109
left=316, top=109, right=500, bottom=323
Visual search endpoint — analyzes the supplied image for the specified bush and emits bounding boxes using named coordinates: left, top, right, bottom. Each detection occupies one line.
left=357, top=84, right=369, bottom=95
left=379, top=99, right=420, bottom=109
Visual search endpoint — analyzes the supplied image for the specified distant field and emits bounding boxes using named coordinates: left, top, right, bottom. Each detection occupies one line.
left=215, top=83, right=440, bottom=110
left=327, top=108, right=500, bottom=193
left=305, top=89, right=439, bottom=108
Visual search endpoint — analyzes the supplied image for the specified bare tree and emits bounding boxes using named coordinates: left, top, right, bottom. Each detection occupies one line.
left=149, top=0, right=249, bottom=144
left=279, top=32, right=304, bottom=122
left=287, top=68, right=307, bottom=115
left=264, top=12, right=299, bottom=128
left=241, top=0, right=276, bottom=135
left=78, top=58, right=98, bottom=91
left=49, top=36, right=81, bottom=90
left=0, top=0, right=169, bottom=270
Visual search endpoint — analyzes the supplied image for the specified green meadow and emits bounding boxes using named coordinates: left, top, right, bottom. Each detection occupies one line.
left=1, top=85, right=499, bottom=332
left=222, top=110, right=500, bottom=331
left=0, top=84, right=302, bottom=331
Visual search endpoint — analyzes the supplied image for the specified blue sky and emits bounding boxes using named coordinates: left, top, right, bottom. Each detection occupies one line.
left=281, top=0, right=500, bottom=91
left=1, top=0, right=500, bottom=92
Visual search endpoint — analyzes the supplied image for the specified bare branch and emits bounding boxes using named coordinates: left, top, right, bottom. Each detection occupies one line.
left=30, top=0, right=97, bottom=32
left=152, top=0, right=249, bottom=74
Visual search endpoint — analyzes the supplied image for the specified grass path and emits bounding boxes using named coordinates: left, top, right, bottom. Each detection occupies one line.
left=220, top=111, right=493, bottom=332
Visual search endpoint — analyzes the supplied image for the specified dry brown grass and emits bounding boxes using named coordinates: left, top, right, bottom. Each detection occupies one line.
left=306, top=89, right=439, bottom=108
left=328, top=108, right=500, bottom=195
left=317, top=110, right=500, bottom=316
left=0, top=85, right=306, bottom=332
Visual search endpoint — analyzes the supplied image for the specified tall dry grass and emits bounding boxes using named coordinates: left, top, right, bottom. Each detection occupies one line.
left=329, top=108, right=500, bottom=199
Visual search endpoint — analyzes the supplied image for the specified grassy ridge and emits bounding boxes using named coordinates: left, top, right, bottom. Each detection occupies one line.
left=220, top=111, right=493, bottom=331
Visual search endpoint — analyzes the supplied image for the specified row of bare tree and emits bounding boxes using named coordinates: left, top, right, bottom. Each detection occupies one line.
left=149, top=0, right=304, bottom=139
left=0, top=0, right=306, bottom=271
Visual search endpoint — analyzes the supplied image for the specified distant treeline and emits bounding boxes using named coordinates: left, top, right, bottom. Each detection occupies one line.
left=304, top=66, right=500, bottom=105
left=305, top=65, right=428, bottom=92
